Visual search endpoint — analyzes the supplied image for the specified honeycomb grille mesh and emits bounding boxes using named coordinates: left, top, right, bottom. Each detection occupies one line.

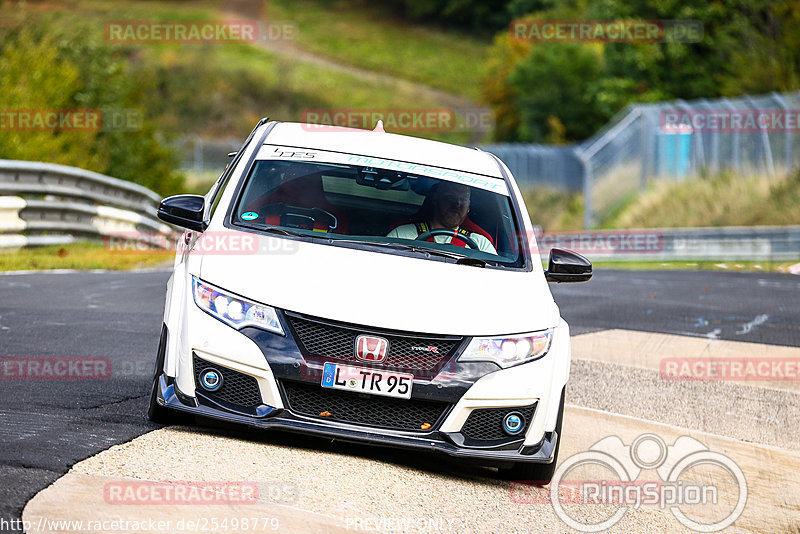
left=461, top=404, right=537, bottom=441
left=193, top=354, right=262, bottom=408
left=282, top=380, right=450, bottom=431
left=286, top=315, right=461, bottom=376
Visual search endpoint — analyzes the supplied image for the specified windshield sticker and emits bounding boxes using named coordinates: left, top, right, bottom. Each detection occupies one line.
left=268, top=147, right=318, bottom=159
left=240, top=211, right=259, bottom=221
left=258, top=145, right=508, bottom=195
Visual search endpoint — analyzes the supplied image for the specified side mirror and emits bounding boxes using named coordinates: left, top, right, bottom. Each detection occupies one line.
left=157, top=194, right=207, bottom=232
left=545, top=248, right=592, bottom=283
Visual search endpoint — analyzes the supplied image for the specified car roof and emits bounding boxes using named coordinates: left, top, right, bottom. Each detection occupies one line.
left=263, top=122, right=504, bottom=179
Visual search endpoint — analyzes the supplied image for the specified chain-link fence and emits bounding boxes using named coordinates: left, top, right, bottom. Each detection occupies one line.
left=485, top=91, right=800, bottom=228
left=174, top=92, right=800, bottom=229
left=480, top=144, right=584, bottom=192
left=578, top=91, right=800, bottom=228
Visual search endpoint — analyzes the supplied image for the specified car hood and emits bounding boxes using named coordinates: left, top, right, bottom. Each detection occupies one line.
left=198, top=235, right=559, bottom=336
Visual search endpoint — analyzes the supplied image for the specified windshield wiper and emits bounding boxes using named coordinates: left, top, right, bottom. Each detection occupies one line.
left=238, top=223, right=315, bottom=239
left=326, top=239, right=494, bottom=266
left=239, top=230, right=492, bottom=266
left=378, top=242, right=490, bottom=266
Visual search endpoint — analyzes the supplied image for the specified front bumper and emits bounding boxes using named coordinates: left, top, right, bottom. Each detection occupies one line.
left=154, top=374, right=559, bottom=465
left=165, top=301, right=570, bottom=466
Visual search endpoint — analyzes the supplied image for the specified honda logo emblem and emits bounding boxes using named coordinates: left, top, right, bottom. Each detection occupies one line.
left=355, top=335, right=389, bottom=363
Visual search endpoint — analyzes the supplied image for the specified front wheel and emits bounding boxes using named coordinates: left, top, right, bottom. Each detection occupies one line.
left=147, top=324, right=179, bottom=424
left=499, top=387, right=565, bottom=485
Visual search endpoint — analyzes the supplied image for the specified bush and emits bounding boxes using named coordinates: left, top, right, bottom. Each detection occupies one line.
left=0, top=24, right=184, bottom=196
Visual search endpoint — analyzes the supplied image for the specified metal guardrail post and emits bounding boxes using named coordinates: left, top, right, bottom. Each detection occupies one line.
left=745, top=95, right=776, bottom=178
left=773, top=92, right=793, bottom=174
left=576, top=149, right=593, bottom=229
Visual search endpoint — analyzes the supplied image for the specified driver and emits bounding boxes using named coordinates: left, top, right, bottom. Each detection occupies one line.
left=386, top=181, right=497, bottom=254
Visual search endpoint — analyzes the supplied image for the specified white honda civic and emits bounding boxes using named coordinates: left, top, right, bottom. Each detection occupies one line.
left=149, top=118, right=591, bottom=483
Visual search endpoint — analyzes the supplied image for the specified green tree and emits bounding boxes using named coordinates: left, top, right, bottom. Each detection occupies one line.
left=0, top=29, right=107, bottom=171
left=0, top=24, right=184, bottom=196
left=484, top=0, right=800, bottom=142
left=509, top=42, right=606, bottom=142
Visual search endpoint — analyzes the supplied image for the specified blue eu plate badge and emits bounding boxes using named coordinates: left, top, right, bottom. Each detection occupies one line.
left=322, top=362, right=337, bottom=387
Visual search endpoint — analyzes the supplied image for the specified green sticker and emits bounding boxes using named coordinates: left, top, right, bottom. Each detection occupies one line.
left=241, top=212, right=259, bottom=221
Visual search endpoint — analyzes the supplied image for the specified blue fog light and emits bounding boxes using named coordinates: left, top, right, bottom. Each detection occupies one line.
left=503, top=412, right=524, bottom=435
left=200, top=368, right=223, bottom=392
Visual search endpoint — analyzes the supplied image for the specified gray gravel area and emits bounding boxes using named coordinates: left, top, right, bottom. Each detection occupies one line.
left=69, top=426, right=681, bottom=533
left=568, top=359, right=800, bottom=451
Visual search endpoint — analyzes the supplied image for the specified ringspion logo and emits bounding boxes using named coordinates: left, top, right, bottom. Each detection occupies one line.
left=547, top=434, right=747, bottom=532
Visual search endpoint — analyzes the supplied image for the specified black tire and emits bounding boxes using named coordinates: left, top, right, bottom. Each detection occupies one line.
left=147, top=324, right=176, bottom=424
left=500, top=387, right=565, bottom=485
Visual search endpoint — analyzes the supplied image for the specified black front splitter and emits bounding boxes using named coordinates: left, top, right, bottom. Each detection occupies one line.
left=155, top=374, right=556, bottom=466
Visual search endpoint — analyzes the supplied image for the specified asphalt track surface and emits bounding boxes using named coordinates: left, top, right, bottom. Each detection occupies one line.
left=1, top=269, right=798, bottom=531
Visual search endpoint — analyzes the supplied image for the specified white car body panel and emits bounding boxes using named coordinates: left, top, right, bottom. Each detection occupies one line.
left=197, top=236, right=558, bottom=336
left=155, top=121, right=584, bottom=470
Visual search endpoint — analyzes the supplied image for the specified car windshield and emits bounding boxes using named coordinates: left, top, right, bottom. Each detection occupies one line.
left=231, top=153, right=526, bottom=268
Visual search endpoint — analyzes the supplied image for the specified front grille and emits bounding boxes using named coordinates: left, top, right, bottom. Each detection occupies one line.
left=193, top=354, right=262, bottom=408
left=281, top=380, right=450, bottom=432
left=286, top=314, right=462, bottom=377
left=461, top=404, right=537, bottom=441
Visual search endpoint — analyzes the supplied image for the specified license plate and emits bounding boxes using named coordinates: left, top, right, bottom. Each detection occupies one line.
left=320, top=362, right=413, bottom=400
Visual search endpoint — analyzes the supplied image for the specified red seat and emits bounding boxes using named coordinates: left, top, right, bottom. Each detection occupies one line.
left=244, top=172, right=349, bottom=234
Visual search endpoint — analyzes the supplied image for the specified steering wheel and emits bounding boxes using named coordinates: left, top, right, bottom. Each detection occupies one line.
left=416, top=228, right=480, bottom=250
left=260, top=203, right=338, bottom=232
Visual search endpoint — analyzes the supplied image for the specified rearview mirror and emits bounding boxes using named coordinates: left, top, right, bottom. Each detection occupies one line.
left=356, top=167, right=409, bottom=190
left=545, top=248, right=592, bottom=283
left=157, top=194, right=207, bottom=232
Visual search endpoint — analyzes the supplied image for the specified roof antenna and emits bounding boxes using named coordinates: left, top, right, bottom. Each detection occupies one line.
left=373, top=120, right=385, bottom=133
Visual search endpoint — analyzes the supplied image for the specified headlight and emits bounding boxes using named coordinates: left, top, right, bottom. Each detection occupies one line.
left=192, top=277, right=284, bottom=335
left=458, top=329, right=553, bottom=368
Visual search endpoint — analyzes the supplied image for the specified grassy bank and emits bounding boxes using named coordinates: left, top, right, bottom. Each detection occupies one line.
left=604, top=171, right=800, bottom=229
left=266, top=0, right=490, bottom=101
left=522, top=170, right=800, bottom=231
left=1, top=0, right=480, bottom=149
left=522, top=188, right=584, bottom=231
left=0, top=242, right=172, bottom=272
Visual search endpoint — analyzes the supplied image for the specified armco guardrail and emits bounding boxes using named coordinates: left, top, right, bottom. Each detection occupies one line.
left=536, top=226, right=800, bottom=263
left=0, top=159, right=171, bottom=249
left=1, top=158, right=796, bottom=262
